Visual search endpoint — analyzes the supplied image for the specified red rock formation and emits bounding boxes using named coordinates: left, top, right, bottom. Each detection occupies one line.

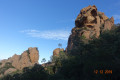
left=53, top=48, right=64, bottom=56
left=0, top=47, right=39, bottom=77
left=29, top=47, right=39, bottom=64
left=67, top=5, right=114, bottom=51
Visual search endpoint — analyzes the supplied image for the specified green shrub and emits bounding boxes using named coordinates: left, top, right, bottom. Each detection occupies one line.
left=4, top=62, right=14, bottom=68
left=46, top=66, right=54, bottom=74
left=1, top=64, right=49, bottom=80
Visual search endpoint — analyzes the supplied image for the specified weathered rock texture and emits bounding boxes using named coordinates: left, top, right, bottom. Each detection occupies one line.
left=4, top=68, right=17, bottom=75
left=53, top=48, right=64, bottom=56
left=0, top=47, right=39, bottom=77
left=67, top=5, right=114, bottom=51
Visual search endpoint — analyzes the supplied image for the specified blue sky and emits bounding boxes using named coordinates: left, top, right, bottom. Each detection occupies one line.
left=0, top=0, right=120, bottom=63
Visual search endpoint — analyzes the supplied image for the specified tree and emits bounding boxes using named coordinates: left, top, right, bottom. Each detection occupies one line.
left=41, top=58, right=46, bottom=64
left=58, top=43, right=62, bottom=48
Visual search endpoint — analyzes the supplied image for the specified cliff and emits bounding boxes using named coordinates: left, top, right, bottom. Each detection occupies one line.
left=67, top=5, right=114, bottom=51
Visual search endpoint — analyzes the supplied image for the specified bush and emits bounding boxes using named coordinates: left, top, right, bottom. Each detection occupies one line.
left=1, top=64, right=49, bottom=80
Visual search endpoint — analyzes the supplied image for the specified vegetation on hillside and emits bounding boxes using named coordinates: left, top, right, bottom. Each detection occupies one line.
left=0, top=62, right=14, bottom=75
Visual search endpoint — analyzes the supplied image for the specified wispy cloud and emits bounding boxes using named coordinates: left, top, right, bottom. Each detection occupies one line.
left=20, top=29, right=70, bottom=40
left=20, top=30, right=39, bottom=33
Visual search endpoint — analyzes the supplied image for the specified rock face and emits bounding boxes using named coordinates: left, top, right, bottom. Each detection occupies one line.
left=0, top=47, right=39, bottom=77
left=11, top=47, right=39, bottom=70
left=29, top=47, right=39, bottom=63
left=67, top=5, right=114, bottom=51
left=53, top=48, right=64, bottom=56
left=4, top=68, right=17, bottom=75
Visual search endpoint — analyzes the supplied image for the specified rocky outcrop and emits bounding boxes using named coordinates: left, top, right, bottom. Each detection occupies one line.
left=4, top=68, right=17, bottom=75
left=53, top=48, right=64, bottom=56
left=67, top=5, right=114, bottom=51
left=0, top=47, right=39, bottom=77
left=29, top=47, right=39, bottom=63
left=7, top=47, right=39, bottom=70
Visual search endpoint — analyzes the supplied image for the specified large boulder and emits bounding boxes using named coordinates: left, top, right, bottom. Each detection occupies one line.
left=104, top=16, right=114, bottom=31
left=29, top=47, right=39, bottom=64
left=67, top=5, right=114, bottom=51
left=53, top=48, right=64, bottom=56
left=11, top=54, right=21, bottom=69
left=18, top=51, right=33, bottom=69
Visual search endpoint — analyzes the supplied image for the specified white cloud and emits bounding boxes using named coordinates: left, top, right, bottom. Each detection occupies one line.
left=20, top=30, right=39, bottom=33
left=20, top=29, right=70, bottom=40
left=113, top=15, right=120, bottom=20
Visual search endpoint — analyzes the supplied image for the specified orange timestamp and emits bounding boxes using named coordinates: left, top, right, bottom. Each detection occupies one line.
left=94, top=69, right=112, bottom=74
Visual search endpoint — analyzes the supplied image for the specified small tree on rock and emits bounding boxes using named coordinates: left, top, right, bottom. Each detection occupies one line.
left=58, top=43, right=62, bottom=48
left=41, top=58, right=46, bottom=64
